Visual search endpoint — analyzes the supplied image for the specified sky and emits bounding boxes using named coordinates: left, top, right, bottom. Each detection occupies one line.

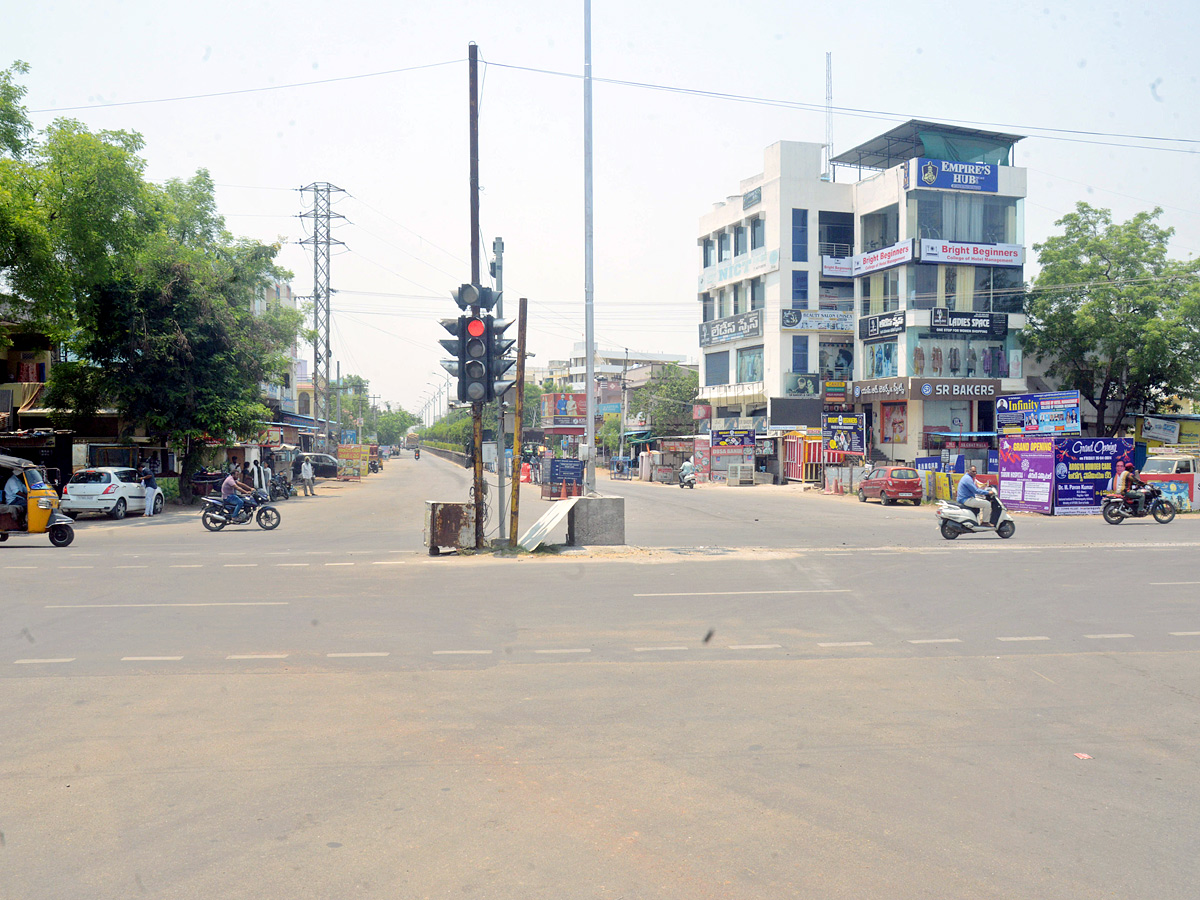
left=7, top=0, right=1199, bottom=415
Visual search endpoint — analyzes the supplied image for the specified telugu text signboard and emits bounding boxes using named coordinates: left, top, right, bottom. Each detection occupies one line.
left=998, top=436, right=1054, bottom=514
left=699, top=309, right=763, bottom=347
left=1052, top=437, right=1134, bottom=515
left=996, top=391, right=1081, bottom=436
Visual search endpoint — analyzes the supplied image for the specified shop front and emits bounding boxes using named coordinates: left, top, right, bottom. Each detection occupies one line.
left=851, top=376, right=1001, bottom=463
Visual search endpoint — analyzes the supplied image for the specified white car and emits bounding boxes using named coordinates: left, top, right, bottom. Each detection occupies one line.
left=60, top=467, right=159, bottom=519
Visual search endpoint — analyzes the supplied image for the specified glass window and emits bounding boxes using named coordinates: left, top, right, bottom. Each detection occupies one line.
left=731, top=283, right=743, bottom=316
left=910, top=191, right=1021, bottom=244
left=751, top=217, right=765, bottom=250
left=910, top=264, right=938, bottom=309
left=734, top=226, right=748, bottom=257
left=718, top=232, right=731, bottom=262
left=716, top=289, right=728, bottom=319
left=701, top=293, right=715, bottom=322
left=750, top=277, right=764, bottom=311
left=819, top=341, right=853, bottom=379
left=859, top=270, right=899, bottom=315
left=69, top=470, right=111, bottom=484
left=705, top=351, right=730, bottom=386
left=791, top=270, right=809, bottom=310
left=791, top=335, right=809, bottom=374
left=736, top=345, right=764, bottom=383
left=864, top=340, right=899, bottom=379
left=299, top=393, right=310, bottom=415
left=702, top=239, right=715, bottom=268
left=991, top=267, right=1024, bottom=313
left=861, top=205, right=899, bottom=251
left=792, top=209, right=808, bottom=262
left=818, top=281, right=854, bottom=311
left=118, top=469, right=140, bottom=483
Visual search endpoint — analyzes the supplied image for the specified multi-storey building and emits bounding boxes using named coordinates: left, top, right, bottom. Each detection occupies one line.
left=697, top=120, right=1030, bottom=465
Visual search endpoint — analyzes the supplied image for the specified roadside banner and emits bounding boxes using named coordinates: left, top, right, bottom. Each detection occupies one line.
left=1052, top=437, right=1134, bottom=514
left=998, top=436, right=1054, bottom=514
left=821, top=413, right=865, bottom=454
left=996, top=390, right=1081, bottom=436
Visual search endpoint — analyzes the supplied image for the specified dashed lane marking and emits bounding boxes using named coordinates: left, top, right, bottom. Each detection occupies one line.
left=223, top=564, right=258, bottom=568
left=325, top=562, right=354, bottom=567
left=1169, top=632, right=1200, bottom=636
left=1085, top=634, right=1134, bottom=640
left=14, top=658, right=74, bottom=664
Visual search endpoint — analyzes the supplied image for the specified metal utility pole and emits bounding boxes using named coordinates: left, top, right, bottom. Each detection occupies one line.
left=335, top=361, right=342, bottom=447
left=491, top=236, right=508, bottom=543
left=509, top=297, right=528, bottom=544
left=618, top=348, right=629, bottom=462
left=299, top=183, right=345, bottom=452
left=582, top=0, right=597, bottom=493
left=468, top=42, right=485, bottom=549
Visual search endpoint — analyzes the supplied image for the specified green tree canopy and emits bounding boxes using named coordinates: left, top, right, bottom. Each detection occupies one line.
left=1022, top=203, right=1200, bottom=436
left=628, top=364, right=699, bottom=435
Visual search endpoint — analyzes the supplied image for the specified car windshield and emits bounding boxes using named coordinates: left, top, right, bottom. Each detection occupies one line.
left=1140, top=459, right=1177, bottom=474
left=69, top=471, right=112, bottom=484
left=892, top=469, right=919, bottom=479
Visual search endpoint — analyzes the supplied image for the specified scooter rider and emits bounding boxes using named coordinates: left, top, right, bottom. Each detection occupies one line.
left=956, top=465, right=993, bottom=525
left=679, top=457, right=695, bottom=483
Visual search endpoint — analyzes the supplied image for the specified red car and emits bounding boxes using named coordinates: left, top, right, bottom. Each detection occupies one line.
left=858, top=466, right=923, bottom=506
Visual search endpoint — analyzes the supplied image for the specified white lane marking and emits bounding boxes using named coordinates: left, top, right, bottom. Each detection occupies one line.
left=4, top=566, right=37, bottom=569
left=326, top=652, right=389, bottom=658
left=634, top=589, right=849, bottom=597
left=371, top=561, right=406, bottom=566
left=169, top=564, right=203, bottom=569
left=223, top=564, right=258, bottom=568
left=121, top=656, right=184, bottom=661
left=908, top=638, right=962, bottom=644
left=634, top=646, right=689, bottom=652
left=818, top=641, right=873, bottom=647
left=46, top=602, right=288, bottom=608
left=14, top=658, right=75, bottom=664
left=325, top=562, right=354, bottom=567
left=1085, top=634, right=1134, bottom=640
left=1150, top=581, right=1200, bottom=585
left=275, top=563, right=309, bottom=567
left=1169, top=631, right=1200, bottom=636
left=226, top=654, right=288, bottom=660
left=534, top=648, right=591, bottom=654
left=432, top=650, right=493, bottom=655
left=998, top=636, right=1050, bottom=642
left=728, top=644, right=782, bottom=650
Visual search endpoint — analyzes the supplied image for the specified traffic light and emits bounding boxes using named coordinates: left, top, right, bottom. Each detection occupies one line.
left=476, top=287, right=501, bottom=312
left=486, top=318, right=516, bottom=401
left=462, top=315, right=489, bottom=402
left=439, top=316, right=465, bottom=395
left=450, top=283, right=479, bottom=311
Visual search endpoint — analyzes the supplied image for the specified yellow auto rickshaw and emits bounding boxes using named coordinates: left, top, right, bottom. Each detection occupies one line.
left=0, top=454, right=75, bottom=548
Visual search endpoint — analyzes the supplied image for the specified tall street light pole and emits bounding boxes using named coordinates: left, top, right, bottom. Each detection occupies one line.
left=582, top=0, right=597, bottom=493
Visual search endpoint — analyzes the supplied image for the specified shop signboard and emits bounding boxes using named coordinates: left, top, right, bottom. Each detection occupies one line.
left=928, top=308, right=1009, bottom=339
left=698, top=309, right=763, bottom=347
left=694, top=441, right=711, bottom=476
left=852, top=378, right=907, bottom=401
left=596, top=402, right=621, bottom=415
left=660, top=439, right=693, bottom=453
left=910, top=378, right=1001, bottom=400
left=821, top=256, right=853, bottom=277
left=996, top=391, right=1081, bottom=436
left=781, top=309, right=855, bottom=332
left=1052, top=437, right=1134, bottom=515
left=821, top=413, right=865, bottom=454
left=919, top=239, right=1023, bottom=267
left=337, top=443, right=369, bottom=480
left=852, top=240, right=914, bottom=277
left=698, top=247, right=780, bottom=291
left=824, top=380, right=849, bottom=404
left=784, top=373, right=821, bottom=398
left=549, top=458, right=584, bottom=485
left=692, top=404, right=712, bottom=420
left=711, top=429, right=756, bottom=447
left=755, top=438, right=777, bottom=457
left=858, top=311, right=906, bottom=342
left=1142, top=416, right=1181, bottom=444
left=997, top=436, right=1054, bottom=514
left=916, top=158, right=998, bottom=192
left=541, top=392, right=587, bottom=428
left=710, top=444, right=754, bottom=472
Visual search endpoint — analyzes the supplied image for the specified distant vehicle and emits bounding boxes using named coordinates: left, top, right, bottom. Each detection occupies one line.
left=60, top=467, right=161, bottom=519
left=292, top=453, right=340, bottom=479
left=1141, top=455, right=1196, bottom=476
left=857, top=466, right=922, bottom=506
left=405, top=434, right=420, bottom=450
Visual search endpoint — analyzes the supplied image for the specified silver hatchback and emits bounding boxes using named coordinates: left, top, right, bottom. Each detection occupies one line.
left=60, top=467, right=156, bottom=519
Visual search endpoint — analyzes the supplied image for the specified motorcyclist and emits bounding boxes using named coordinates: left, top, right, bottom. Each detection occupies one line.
left=679, top=457, right=695, bottom=483
left=956, top=465, right=993, bottom=525
left=220, top=470, right=254, bottom=520
left=1123, top=468, right=1148, bottom=516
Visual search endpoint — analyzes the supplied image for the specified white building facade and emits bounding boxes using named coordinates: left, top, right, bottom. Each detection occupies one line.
left=697, top=121, right=1030, bottom=465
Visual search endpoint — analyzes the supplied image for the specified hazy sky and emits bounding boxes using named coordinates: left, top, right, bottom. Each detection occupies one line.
left=7, top=0, right=1199, bottom=412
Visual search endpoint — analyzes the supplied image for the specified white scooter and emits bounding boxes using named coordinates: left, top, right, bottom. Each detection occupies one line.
left=678, top=468, right=696, bottom=489
left=935, top=488, right=1016, bottom=540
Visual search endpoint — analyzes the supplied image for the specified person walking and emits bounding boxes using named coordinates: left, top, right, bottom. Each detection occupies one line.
left=300, top=456, right=316, bottom=496
left=251, top=459, right=268, bottom=492
left=139, top=458, right=160, bottom=517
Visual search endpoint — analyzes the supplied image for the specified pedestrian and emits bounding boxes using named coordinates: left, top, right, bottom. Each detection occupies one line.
left=139, top=458, right=160, bottom=517
left=300, top=456, right=316, bottom=496
left=251, top=459, right=268, bottom=492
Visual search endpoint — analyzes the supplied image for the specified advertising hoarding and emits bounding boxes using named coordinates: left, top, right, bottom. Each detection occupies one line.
left=698, top=309, right=764, bottom=347
left=929, top=308, right=1009, bottom=339
left=998, top=436, right=1054, bottom=514
left=915, top=158, right=999, bottom=192
left=1052, top=437, right=1135, bottom=515
left=852, top=240, right=914, bottom=277
left=781, top=309, right=855, bottom=332
left=996, top=391, right=1082, bottom=436
left=821, top=413, right=865, bottom=454
left=1142, top=416, right=1181, bottom=443
left=919, top=239, right=1023, bottom=266
left=541, top=393, right=587, bottom=428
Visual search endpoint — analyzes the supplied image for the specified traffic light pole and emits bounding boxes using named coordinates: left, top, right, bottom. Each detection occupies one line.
left=469, top=42, right=485, bottom=549
left=509, top=297, right=528, bottom=545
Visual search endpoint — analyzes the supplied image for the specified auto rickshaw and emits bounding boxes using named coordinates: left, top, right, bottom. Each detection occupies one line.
left=0, top=454, right=75, bottom=548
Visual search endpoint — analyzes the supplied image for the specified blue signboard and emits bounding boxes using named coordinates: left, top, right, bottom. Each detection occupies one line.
left=549, top=458, right=584, bottom=484
left=1053, top=437, right=1134, bottom=515
left=916, top=158, right=998, bottom=193
left=996, top=391, right=1081, bottom=436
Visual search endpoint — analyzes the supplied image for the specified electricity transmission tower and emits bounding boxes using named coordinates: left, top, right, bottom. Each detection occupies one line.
left=299, top=183, right=346, bottom=451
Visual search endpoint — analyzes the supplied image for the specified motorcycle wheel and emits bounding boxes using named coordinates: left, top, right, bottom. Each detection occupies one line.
left=201, top=510, right=227, bottom=532
left=1101, top=503, right=1125, bottom=525
left=256, top=507, right=282, bottom=530
left=939, top=520, right=960, bottom=540
left=49, top=524, right=74, bottom=547
left=1152, top=501, right=1176, bottom=524
left=997, top=521, right=1016, bottom=539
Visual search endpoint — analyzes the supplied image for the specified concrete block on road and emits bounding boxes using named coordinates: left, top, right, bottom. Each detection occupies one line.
left=567, top=495, right=625, bottom=547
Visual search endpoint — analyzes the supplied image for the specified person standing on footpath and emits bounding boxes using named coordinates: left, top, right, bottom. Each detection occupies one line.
left=251, top=459, right=268, bottom=492
left=139, top=458, right=160, bottom=517
left=300, top=456, right=316, bottom=496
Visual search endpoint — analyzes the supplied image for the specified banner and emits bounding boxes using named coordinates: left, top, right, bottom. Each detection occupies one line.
left=699, top=309, right=764, bottom=347
left=920, top=239, right=1023, bottom=267
left=781, top=309, right=855, bottom=332
left=784, top=373, right=821, bottom=398
left=337, top=443, right=369, bottom=481
left=711, top=429, right=756, bottom=447
left=541, top=393, right=587, bottom=428
left=996, top=391, right=1081, bottom=436
left=1052, top=437, right=1134, bottom=515
left=821, top=413, right=865, bottom=454
left=998, top=436, right=1054, bottom=514
left=1142, top=416, right=1181, bottom=443
left=916, top=158, right=998, bottom=192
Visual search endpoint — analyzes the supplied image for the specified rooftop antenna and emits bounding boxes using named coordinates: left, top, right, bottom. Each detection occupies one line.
left=823, top=52, right=834, bottom=182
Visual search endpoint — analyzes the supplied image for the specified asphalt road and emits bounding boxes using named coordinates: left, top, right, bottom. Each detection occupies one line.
left=2, top=453, right=1198, bottom=899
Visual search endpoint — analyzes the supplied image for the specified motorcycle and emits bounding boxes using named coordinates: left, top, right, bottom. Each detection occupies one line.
left=200, top=488, right=282, bottom=532
left=268, top=473, right=295, bottom=502
left=368, top=459, right=381, bottom=474
left=1102, top=484, right=1175, bottom=525
left=678, top=468, right=696, bottom=489
left=413, top=448, right=420, bottom=460
left=935, top=489, right=1016, bottom=540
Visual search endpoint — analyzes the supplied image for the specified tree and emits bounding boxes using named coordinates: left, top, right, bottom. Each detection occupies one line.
left=627, top=364, right=699, bottom=434
left=375, top=408, right=420, bottom=446
left=1022, top=203, right=1200, bottom=436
